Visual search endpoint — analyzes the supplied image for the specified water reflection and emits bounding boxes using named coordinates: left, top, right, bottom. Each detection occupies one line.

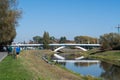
left=58, top=61, right=120, bottom=80
left=75, top=62, right=99, bottom=67
left=100, top=62, right=120, bottom=80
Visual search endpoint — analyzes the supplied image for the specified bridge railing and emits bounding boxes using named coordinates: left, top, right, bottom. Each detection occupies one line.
left=11, top=43, right=100, bottom=47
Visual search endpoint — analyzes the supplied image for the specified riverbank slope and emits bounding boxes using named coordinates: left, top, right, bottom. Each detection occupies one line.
left=88, top=50, right=120, bottom=66
left=19, top=50, right=83, bottom=80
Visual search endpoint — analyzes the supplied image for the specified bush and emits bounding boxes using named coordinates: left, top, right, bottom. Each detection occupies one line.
left=99, top=33, right=120, bottom=50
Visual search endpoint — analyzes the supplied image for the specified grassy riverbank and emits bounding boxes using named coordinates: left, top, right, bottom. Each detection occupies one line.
left=0, top=54, right=33, bottom=80
left=87, top=49, right=120, bottom=66
left=0, top=50, right=102, bottom=80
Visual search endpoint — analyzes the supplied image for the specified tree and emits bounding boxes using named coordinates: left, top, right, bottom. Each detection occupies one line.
left=33, top=36, right=43, bottom=44
left=59, top=36, right=67, bottom=43
left=74, top=36, right=98, bottom=44
left=99, top=33, right=120, bottom=50
left=0, top=0, right=21, bottom=47
left=43, top=31, right=50, bottom=49
left=29, top=40, right=34, bottom=44
left=50, top=36, right=56, bottom=43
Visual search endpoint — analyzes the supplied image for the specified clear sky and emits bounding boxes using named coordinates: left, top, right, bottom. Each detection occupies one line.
left=14, top=0, right=120, bottom=42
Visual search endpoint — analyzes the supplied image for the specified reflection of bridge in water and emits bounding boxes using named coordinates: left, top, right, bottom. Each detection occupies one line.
left=53, top=60, right=100, bottom=63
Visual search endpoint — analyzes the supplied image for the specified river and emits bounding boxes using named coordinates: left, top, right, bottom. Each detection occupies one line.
left=58, top=61, right=120, bottom=80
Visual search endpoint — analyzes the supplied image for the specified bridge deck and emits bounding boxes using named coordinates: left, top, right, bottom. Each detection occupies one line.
left=11, top=43, right=100, bottom=47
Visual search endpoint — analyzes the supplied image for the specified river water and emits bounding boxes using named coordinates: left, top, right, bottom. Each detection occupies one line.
left=58, top=61, right=120, bottom=80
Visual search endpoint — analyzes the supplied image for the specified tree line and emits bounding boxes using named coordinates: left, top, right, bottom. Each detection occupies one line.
left=32, top=32, right=98, bottom=44
left=31, top=32, right=120, bottom=50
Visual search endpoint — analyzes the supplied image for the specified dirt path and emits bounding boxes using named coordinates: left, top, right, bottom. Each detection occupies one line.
left=0, top=52, right=8, bottom=62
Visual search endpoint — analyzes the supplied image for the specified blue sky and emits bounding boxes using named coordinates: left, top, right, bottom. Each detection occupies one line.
left=15, top=0, right=120, bottom=42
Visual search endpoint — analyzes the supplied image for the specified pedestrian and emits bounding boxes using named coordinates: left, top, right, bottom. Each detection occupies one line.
left=8, top=46, right=13, bottom=55
left=16, top=46, right=20, bottom=59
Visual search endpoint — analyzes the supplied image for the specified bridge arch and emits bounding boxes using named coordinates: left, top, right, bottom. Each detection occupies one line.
left=54, top=46, right=87, bottom=52
left=75, top=46, right=87, bottom=51
left=54, top=46, right=65, bottom=52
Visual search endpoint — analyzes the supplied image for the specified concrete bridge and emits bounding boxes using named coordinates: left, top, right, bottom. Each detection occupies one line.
left=12, top=43, right=100, bottom=47
left=12, top=43, right=100, bottom=60
left=11, top=43, right=100, bottom=51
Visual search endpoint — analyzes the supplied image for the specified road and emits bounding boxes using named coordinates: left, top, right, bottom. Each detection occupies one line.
left=0, top=52, right=8, bottom=62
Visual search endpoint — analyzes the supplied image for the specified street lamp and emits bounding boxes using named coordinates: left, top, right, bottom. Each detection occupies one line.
left=115, top=24, right=120, bottom=34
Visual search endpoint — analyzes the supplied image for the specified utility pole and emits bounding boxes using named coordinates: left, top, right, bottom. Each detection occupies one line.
left=115, top=24, right=120, bottom=34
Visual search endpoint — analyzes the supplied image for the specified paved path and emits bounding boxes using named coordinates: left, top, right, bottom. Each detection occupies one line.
left=0, top=52, right=8, bottom=62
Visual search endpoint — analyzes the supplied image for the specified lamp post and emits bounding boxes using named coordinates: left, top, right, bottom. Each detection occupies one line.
left=115, top=24, right=120, bottom=34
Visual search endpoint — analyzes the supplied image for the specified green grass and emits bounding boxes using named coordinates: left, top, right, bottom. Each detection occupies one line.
left=0, top=55, right=33, bottom=80
left=93, top=50, right=120, bottom=59
left=88, top=50, right=120, bottom=66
